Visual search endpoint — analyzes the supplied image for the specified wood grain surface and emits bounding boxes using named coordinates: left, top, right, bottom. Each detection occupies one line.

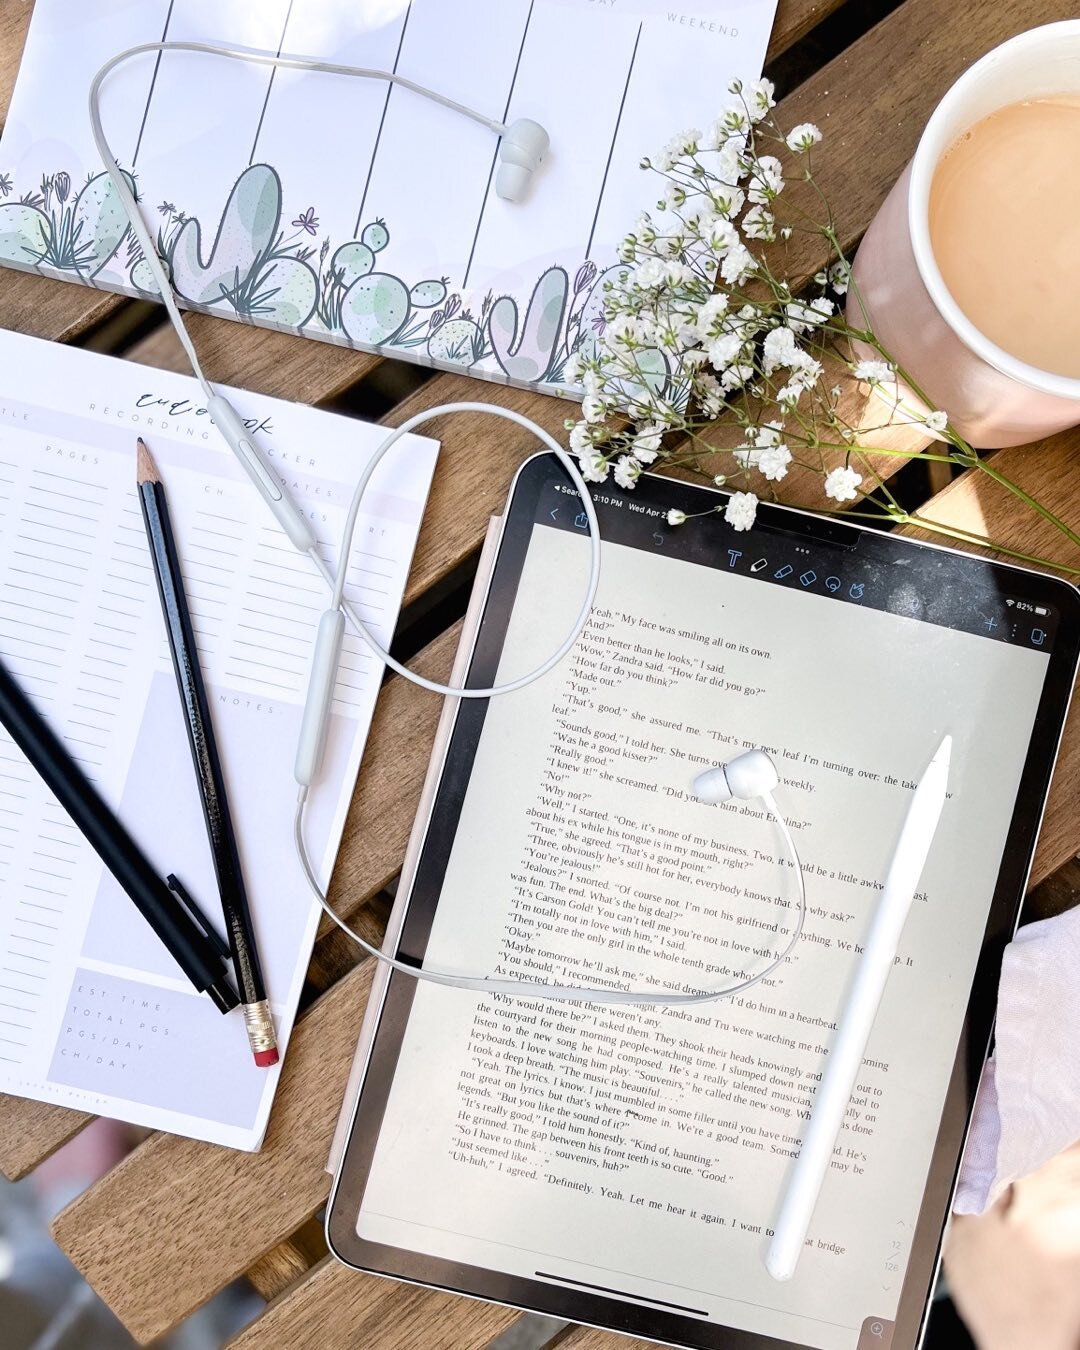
left=322, top=623, right=462, bottom=924
left=777, top=0, right=1080, bottom=279
left=245, top=1218, right=328, bottom=1303
left=123, top=313, right=383, bottom=402
left=552, top=1329, right=660, bottom=1350
left=0, top=1095, right=91, bottom=1181
left=51, top=962, right=374, bottom=1343
left=227, top=1257, right=521, bottom=1350
left=900, top=429, right=1080, bottom=888
left=769, top=0, right=849, bottom=58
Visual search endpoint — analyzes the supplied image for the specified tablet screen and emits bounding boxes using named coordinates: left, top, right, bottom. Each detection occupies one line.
left=332, top=458, right=1079, bottom=1350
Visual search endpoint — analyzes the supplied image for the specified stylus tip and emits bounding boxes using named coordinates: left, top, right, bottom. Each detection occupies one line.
left=254, top=1048, right=279, bottom=1068
left=933, top=734, right=953, bottom=766
left=763, top=1244, right=796, bottom=1282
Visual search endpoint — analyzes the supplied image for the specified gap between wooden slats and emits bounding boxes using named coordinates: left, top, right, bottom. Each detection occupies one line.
left=228, top=1255, right=520, bottom=1350
left=548, top=1328, right=657, bottom=1350
left=51, top=960, right=375, bottom=1343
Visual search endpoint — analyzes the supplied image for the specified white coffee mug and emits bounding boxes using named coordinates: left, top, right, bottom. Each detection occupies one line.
left=849, top=21, right=1080, bottom=448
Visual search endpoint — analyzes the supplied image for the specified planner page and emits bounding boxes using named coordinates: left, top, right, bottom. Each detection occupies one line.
left=354, top=516, right=1052, bottom=1347
left=0, top=0, right=777, bottom=396
left=0, top=329, right=437, bottom=1150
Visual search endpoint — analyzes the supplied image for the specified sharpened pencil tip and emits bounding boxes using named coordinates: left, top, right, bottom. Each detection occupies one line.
left=136, top=438, right=161, bottom=485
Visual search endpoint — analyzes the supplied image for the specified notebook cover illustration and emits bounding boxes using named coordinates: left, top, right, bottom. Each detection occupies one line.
left=0, top=0, right=777, bottom=398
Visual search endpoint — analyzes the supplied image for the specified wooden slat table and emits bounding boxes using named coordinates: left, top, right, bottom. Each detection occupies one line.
left=2, top=0, right=1078, bottom=1345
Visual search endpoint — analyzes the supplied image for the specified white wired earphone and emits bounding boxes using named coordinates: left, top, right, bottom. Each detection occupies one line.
left=90, top=43, right=807, bottom=1008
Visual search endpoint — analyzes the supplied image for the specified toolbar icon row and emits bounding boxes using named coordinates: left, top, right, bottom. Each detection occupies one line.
left=769, top=564, right=866, bottom=600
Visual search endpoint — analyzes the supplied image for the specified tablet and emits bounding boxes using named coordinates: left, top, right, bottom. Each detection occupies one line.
left=328, top=455, right=1080, bottom=1350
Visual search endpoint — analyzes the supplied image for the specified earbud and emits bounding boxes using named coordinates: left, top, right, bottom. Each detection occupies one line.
left=496, top=118, right=549, bottom=201
left=692, top=750, right=780, bottom=804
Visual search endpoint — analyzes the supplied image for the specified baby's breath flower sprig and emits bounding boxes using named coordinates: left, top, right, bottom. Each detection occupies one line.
left=570, top=79, right=1078, bottom=569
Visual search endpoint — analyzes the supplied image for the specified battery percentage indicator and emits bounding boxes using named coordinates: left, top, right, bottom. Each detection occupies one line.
left=1035, top=605, right=1050, bottom=616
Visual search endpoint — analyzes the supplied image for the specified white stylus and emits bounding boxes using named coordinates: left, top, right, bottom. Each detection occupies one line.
left=765, top=734, right=952, bottom=1282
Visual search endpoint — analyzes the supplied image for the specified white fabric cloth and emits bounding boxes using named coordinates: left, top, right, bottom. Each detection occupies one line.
left=954, top=903, right=1080, bottom=1215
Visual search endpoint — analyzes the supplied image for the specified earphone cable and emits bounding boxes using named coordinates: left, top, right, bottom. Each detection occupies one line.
left=90, top=46, right=600, bottom=703
left=294, top=785, right=805, bottom=1006
left=88, top=42, right=507, bottom=401
left=303, top=401, right=602, bottom=699
left=91, top=45, right=808, bottom=1003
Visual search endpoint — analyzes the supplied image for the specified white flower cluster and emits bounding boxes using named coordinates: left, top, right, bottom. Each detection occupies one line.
left=566, top=81, right=923, bottom=536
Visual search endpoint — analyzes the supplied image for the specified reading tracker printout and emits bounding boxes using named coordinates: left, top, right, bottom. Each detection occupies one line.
left=0, top=331, right=436, bottom=1150
left=355, top=523, right=1050, bottom=1347
left=0, top=0, right=777, bottom=396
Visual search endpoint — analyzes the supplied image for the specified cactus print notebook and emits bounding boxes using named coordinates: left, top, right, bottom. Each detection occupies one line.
left=0, top=0, right=776, bottom=397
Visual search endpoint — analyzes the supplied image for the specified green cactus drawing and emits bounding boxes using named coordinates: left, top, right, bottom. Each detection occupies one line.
left=572, top=263, right=627, bottom=361
left=427, top=316, right=484, bottom=365
left=0, top=158, right=610, bottom=393
left=248, top=255, right=319, bottom=328
left=73, top=173, right=132, bottom=276
left=562, top=261, right=668, bottom=399
left=0, top=170, right=134, bottom=275
left=332, top=241, right=377, bottom=286
left=339, top=272, right=411, bottom=345
left=0, top=203, right=49, bottom=268
left=488, top=266, right=569, bottom=384
left=168, top=165, right=280, bottom=305
left=316, top=218, right=451, bottom=349
left=361, top=220, right=389, bottom=253
left=609, top=345, right=670, bottom=406
left=129, top=255, right=158, bottom=295
left=162, top=165, right=317, bottom=327
left=410, top=278, right=447, bottom=309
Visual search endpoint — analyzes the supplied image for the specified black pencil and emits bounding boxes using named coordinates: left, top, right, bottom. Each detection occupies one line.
left=137, top=439, right=278, bottom=1068
left=0, top=654, right=239, bottom=1014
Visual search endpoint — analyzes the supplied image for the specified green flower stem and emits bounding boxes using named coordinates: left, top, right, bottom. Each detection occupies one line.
left=586, top=116, right=1078, bottom=576
left=902, top=512, right=1080, bottom=576
left=971, top=457, right=1080, bottom=551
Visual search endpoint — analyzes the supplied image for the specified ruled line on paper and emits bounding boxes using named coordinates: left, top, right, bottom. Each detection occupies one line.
left=28, top=470, right=106, bottom=491
left=191, top=523, right=244, bottom=543
left=9, top=565, right=82, bottom=587
left=199, top=510, right=246, bottom=525
left=585, top=21, right=643, bottom=260
left=133, top=0, right=178, bottom=167
left=223, top=669, right=295, bottom=694
left=5, top=582, right=78, bottom=605
left=238, top=610, right=312, bottom=633
left=463, top=0, right=536, bottom=289
left=16, top=533, right=94, bottom=557
left=248, top=0, right=296, bottom=165
left=353, top=3, right=413, bottom=236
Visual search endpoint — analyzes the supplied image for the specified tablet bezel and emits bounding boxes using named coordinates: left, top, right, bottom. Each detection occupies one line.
left=327, top=454, right=1080, bottom=1350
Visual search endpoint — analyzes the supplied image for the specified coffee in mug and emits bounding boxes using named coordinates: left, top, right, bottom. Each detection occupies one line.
left=849, top=22, right=1080, bottom=448
left=928, top=96, right=1080, bottom=380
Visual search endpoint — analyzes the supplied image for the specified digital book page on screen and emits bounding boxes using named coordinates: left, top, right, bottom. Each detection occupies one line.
left=348, top=494, right=1057, bottom=1348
